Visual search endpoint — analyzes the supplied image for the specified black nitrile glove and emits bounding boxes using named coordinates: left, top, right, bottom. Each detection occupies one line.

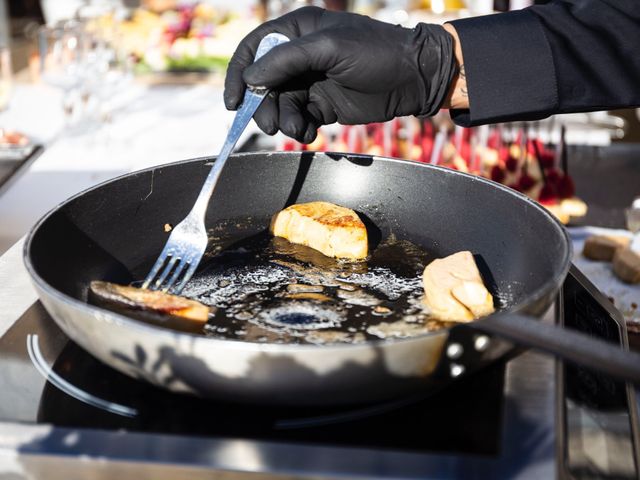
left=224, top=6, right=456, bottom=143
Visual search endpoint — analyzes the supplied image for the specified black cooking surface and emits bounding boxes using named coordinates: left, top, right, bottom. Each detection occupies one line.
left=1, top=301, right=505, bottom=455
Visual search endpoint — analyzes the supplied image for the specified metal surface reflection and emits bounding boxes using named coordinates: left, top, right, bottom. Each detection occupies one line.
left=27, top=333, right=137, bottom=418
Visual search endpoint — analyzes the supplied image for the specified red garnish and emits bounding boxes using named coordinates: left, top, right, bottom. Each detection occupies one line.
left=373, top=126, right=384, bottom=149
left=390, top=138, right=400, bottom=158
left=487, top=130, right=501, bottom=150
left=282, top=140, right=297, bottom=151
left=518, top=173, right=536, bottom=191
left=490, top=165, right=506, bottom=183
left=539, top=151, right=555, bottom=169
left=557, top=174, right=576, bottom=198
left=421, top=137, right=433, bottom=163
left=505, top=155, right=519, bottom=173
left=546, top=168, right=561, bottom=185
left=460, top=141, right=471, bottom=163
left=538, top=184, right=557, bottom=204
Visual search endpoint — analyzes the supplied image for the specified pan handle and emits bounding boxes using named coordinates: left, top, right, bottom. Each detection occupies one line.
left=472, top=313, right=640, bottom=384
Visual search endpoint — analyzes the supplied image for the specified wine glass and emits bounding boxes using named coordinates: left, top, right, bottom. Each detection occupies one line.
left=38, top=21, right=87, bottom=124
left=0, top=47, right=12, bottom=111
left=77, top=5, right=134, bottom=125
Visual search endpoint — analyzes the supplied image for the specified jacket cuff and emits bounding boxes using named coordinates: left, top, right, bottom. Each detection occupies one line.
left=448, top=10, right=558, bottom=126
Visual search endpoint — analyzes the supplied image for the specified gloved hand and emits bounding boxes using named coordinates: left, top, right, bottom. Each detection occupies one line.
left=224, top=6, right=457, bottom=143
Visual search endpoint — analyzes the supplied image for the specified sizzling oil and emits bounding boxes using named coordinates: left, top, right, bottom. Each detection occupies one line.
left=179, top=231, right=455, bottom=345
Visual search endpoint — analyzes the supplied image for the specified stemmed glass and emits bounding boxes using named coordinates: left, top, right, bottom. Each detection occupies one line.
left=76, top=3, right=134, bottom=126
left=38, top=21, right=87, bottom=125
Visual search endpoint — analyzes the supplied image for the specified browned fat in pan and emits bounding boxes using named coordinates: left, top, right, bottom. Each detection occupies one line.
left=129, top=230, right=504, bottom=345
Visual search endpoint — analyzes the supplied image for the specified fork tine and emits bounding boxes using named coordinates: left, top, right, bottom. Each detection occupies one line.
left=152, top=255, right=179, bottom=290
left=142, top=248, right=172, bottom=289
left=161, top=260, right=188, bottom=293
left=172, top=256, right=200, bottom=295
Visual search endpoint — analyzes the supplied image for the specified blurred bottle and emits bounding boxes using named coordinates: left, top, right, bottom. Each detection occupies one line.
left=324, top=0, right=349, bottom=10
left=509, top=0, right=532, bottom=9
left=464, top=0, right=493, bottom=15
left=0, top=0, right=11, bottom=111
left=413, top=0, right=465, bottom=13
left=40, top=0, right=86, bottom=25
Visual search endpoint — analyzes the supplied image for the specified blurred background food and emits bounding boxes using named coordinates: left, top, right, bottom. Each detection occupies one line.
left=92, top=3, right=259, bottom=74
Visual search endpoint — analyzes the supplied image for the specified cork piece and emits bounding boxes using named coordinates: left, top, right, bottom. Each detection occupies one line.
left=612, top=248, right=640, bottom=284
left=583, top=235, right=631, bottom=262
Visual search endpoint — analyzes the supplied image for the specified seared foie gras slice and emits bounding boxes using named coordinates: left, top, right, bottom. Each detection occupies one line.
left=270, top=201, right=368, bottom=260
left=90, top=281, right=210, bottom=322
left=422, top=251, right=495, bottom=322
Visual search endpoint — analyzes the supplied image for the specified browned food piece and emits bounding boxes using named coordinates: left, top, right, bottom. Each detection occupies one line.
left=89, top=281, right=210, bottom=322
left=543, top=204, right=570, bottom=224
left=270, top=201, right=368, bottom=260
left=612, top=248, right=640, bottom=284
left=422, top=251, right=495, bottom=322
left=542, top=199, right=588, bottom=224
left=284, top=292, right=333, bottom=302
left=560, top=198, right=588, bottom=218
left=583, top=235, right=630, bottom=261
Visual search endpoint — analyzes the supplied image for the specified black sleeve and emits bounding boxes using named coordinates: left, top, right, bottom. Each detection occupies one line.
left=448, top=0, right=640, bottom=126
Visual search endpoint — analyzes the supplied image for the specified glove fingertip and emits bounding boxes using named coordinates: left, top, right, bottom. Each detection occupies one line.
left=255, top=113, right=279, bottom=135
left=223, top=94, right=239, bottom=110
left=260, top=123, right=279, bottom=136
left=281, top=118, right=305, bottom=141
left=223, top=76, right=243, bottom=110
left=242, top=63, right=265, bottom=88
left=302, top=125, right=318, bottom=145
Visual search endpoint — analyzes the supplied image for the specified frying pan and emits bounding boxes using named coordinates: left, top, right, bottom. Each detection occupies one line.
left=23, top=152, right=640, bottom=406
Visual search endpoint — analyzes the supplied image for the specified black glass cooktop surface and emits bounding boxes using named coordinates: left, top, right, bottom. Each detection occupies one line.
left=1, top=300, right=506, bottom=456
left=1, top=267, right=638, bottom=480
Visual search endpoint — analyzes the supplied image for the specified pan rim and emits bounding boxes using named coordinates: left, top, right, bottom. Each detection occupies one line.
left=23, top=151, right=572, bottom=351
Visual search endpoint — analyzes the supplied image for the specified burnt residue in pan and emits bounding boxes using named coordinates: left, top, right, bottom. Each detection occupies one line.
left=172, top=231, right=458, bottom=345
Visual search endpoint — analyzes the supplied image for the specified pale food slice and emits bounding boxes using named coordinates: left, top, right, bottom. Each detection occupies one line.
left=270, top=201, right=368, bottom=260
left=422, top=251, right=495, bottom=322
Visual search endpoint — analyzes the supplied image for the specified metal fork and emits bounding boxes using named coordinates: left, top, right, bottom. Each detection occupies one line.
left=142, top=33, right=290, bottom=294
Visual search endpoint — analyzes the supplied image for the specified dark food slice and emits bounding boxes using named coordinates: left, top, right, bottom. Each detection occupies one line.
left=90, top=281, right=210, bottom=322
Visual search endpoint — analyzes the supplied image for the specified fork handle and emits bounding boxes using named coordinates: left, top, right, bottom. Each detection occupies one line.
left=191, top=33, right=290, bottom=219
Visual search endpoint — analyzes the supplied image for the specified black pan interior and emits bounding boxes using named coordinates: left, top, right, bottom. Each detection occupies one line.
left=27, top=152, right=571, bottom=339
